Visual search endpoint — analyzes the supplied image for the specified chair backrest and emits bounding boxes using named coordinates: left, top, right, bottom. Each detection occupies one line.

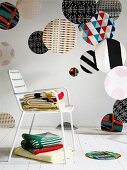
left=9, top=70, right=28, bottom=94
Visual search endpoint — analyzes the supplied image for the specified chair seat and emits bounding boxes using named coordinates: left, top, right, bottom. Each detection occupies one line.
left=62, top=105, right=74, bottom=113
left=25, top=105, right=74, bottom=114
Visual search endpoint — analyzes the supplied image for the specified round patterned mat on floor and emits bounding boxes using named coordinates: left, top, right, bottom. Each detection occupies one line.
left=43, top=19, right=76, bottom=53
left=0, top=42, right=15, bottom=66
left=69, top=67, right=79, bottom=77
left=28, top=31, right=48, bottom=54
left=0, top=2, right=19, bottom=30
left=16, top=0, right=41, bottom=19
left=97, top=0, right=122, bottom=21
left=95, top=39, right=126, bottom=73
left=79, top=11, right=115, bottom=46
left=101, top=113, right=123, bottom=132
left=62, top=0, right=96, bottom=24
left=85, top=151, right=121, bottom=160
left=104, top=66, right=127, bottom=100
left=0, top=113, right=15, bottom=128
left=80, top=50, right=99, bottom=74
left=113, top=98, right=127, bottom=123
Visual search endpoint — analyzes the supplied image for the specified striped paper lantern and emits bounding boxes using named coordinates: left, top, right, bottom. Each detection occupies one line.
left=104, top=66, right=127, bottom=100
left=43, top=19, right=76, bottom=53
left=113, top=98, right=127, bottom=123
left=95, top=39, right=126, bottom=73
left=97, top=0, right=122, bottom=21
left=0, top=2, right=19, bottom=30
left=80, top=50, right=99, bottom=74
left=101, top=113, right=123, bottom=132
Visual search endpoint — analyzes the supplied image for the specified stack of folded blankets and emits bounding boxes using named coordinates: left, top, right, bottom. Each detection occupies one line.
left=14, top=132, right=73, bottom=163
left=20, top=91, right=65, bottom=111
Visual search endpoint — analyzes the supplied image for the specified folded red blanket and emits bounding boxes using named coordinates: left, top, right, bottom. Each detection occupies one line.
left=21, top=140, right=63, bottom=155
left=34, top=144, right=63, bottom=154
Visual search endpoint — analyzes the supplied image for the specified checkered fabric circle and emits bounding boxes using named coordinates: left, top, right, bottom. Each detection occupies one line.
left=28, top=31, right=48, bottom=54
left=79, top=11, right=115, bottom=46
left=43, top=19, right=76, bottom=53
left=62, top=0, right=96, bottom=24
left=113, top=99, right=127, bottom=123
left=97, top=0, right=122, bottom=20
left=0, top=113, right=15, bottom=128
left=101, top=113, right=123, bottom=132
left=0, top=2, right=19, bottom=30
left=85, top=151, right=121, bottom=160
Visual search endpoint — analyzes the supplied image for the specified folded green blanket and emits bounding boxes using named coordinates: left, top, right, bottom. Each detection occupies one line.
left=22, top=132, right=62, bottom=149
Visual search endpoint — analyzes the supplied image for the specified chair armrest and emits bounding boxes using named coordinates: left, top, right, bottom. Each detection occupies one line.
left=33, top=87, right=70, bottom=105
left=15, top=87, right=70, bottom=106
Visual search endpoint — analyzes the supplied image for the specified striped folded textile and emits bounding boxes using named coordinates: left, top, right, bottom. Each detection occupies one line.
left=22, top=100, right=65, bottom=111
left=20, top=91, right=65, bottom=111
left=14, top=147, right=73, bottom=163
left=22, top=132, right=62, bottom=149
left=21, top=140, right=63, bottom=155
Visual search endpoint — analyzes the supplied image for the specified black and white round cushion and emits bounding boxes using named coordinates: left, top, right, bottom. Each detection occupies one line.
left=95, top=39, right=126, bottom=73
left=80, top=50, right=99, bottom=74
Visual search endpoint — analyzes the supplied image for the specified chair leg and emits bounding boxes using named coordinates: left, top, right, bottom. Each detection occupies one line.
left=69, top=112, right=75, bottom=151
left=60, top=111, right=67, bottom=164
left=29, top=113, right=35, bottom=134
left=8, top=111, right=25, bottom=162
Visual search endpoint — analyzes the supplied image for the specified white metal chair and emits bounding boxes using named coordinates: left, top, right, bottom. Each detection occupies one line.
left=8, top=70, right=75, bottom=163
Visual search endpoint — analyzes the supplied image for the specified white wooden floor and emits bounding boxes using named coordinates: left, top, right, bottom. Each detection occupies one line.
left=0, top=127, right=127, bottom=170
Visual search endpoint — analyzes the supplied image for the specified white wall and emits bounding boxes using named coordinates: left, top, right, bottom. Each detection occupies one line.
left=0, top=0, right=127, bottom=128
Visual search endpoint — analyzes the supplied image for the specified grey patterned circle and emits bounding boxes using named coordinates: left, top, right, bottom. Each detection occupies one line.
left=113, top=98, right=127, bottom=123
left=28, top=31, right=48, bottom=54
left=97, top=0, right=122, bottom=20
left=62, top=0, right=96, bottom=24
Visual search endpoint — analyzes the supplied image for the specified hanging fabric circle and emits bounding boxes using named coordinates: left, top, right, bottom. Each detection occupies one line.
left=95, top=39, right=126, bottom=73
left=69, top=67, right=79, bottom=77
left=97, top=0, right=122, bottom=21
left=28, top=31, right=48, bottom=54
left=113, top=98, right=127, bottom=123
left=80, top=50, right=99, bottom=74
left=62, top=0, right=96, bottom=24
left=0, top=42, right=15, bottom=66
left=43, top=19, right=76, bottom=53
left=85, top=151, right=121, bottom=160
left=16, top=0, right=41, bottom=19
left=104, top=66, right=127, bottom=100
left=0, top=2, right=19, bottom=30
left=79, top=11, right=115, bottom=46
left=0, top=113, right=15, bottom=128
left=101, top=113, right=123, bottom=132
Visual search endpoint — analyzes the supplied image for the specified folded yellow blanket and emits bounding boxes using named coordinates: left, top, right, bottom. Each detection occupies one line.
left=14, top=147, right=73, bottom=163
left=22, top=100, right=65, bottom=111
